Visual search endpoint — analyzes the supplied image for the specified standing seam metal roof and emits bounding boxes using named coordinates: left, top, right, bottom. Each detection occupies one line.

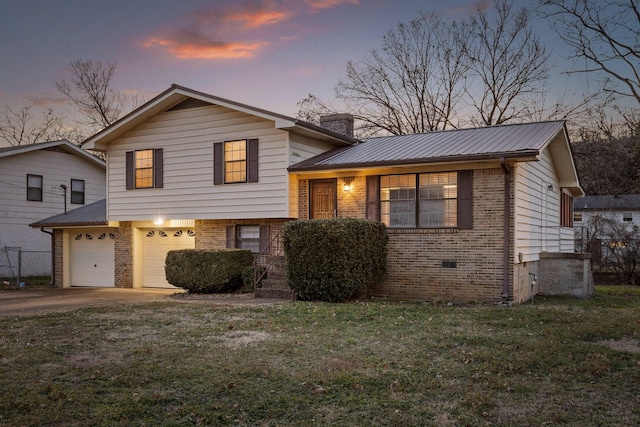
left=290, top=121, right=566, bottom=170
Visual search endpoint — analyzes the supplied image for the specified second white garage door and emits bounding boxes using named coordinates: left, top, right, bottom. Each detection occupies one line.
left=141, top=229, right=195, bottom=288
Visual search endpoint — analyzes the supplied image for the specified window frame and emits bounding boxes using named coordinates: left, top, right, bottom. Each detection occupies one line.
left=26, top=174, right=43, bottom=202
left=224, top=140, right=247, bottom=184
left=70, top=179, right=85, bottom=204
left=134, top=149, right=154, bottom=189
left=237, top=225, right=261, bottom=253
left=560, top=192, right=574, bottom=228
left=379, top=171, right=459, bottom=229
left=623, top=212, right=633, bottom=222
left=125, top=148, right=163, bottom=190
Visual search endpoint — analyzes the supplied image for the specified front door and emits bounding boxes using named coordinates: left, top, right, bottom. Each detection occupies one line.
left=310, top=180, right=337, bottom=219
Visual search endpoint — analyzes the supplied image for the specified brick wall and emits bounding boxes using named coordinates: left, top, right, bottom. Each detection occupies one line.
left=53, top=229, right=63, bottom=287
left=299, top=169, right=512, bottom=303
left=196, top=219, right=288, bottom=253
left=114, top=221, right=133, bottom=288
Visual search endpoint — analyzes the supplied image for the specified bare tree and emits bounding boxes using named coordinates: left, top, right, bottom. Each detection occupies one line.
left=540, top=0, right=640, bottom=106
left=56, top=59, right=145, bottom=132
left=465, top=0, right=550, bottom=126
left=333, top=12, right=469, bottom=136
left=0, top=104, right=82, bottom=146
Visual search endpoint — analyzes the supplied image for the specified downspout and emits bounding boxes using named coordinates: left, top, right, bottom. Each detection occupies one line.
left=500, top=158, right=510, bottom=300
left=40, top=227, right=55, bottom=286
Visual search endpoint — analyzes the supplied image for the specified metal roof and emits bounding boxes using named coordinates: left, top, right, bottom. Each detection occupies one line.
left=574, top=195, right=640, bottom=211
left=289, top=121, right=566, bottom=171
left=30, top=199, right=107, bottom=228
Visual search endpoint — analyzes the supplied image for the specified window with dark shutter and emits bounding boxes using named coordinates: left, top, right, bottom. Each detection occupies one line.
left=125, top=149, right=163, bottom=190
left=214, top=139, right=259, bottom=185
left=259, top=225, right=270, bottom=254
left=226, top=225, right=236, bottom=249
left=248, top=138, right=259, bottom=183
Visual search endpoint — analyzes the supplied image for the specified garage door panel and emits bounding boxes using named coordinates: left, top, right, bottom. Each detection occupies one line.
left=141, top=229, right=195, bottom=288
left=69, top=229, right=115, bottom=287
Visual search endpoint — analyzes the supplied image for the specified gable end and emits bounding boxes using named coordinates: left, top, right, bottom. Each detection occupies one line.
left=166, top=97, right=214, bottom=111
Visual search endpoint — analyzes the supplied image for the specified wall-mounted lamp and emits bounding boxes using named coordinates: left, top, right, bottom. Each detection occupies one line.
left=343, top=176, right=354, bottom=192
left=547, top=184, right=554, bottom=191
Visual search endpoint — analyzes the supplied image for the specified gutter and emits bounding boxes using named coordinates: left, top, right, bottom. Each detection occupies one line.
left=39, top=227, right=55, bottom=286
left=500, top=158, right=511, bottom=300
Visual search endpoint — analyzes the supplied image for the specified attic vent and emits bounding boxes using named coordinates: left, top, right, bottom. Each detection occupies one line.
left=167, top=98, right=213, bottom=111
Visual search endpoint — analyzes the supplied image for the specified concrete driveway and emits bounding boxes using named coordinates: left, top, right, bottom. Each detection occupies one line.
left=0, top=287, right=285, bottom=317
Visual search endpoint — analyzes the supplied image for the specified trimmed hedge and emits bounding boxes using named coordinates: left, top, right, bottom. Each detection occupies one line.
left=283, top=218, right=388, bottom=302
left=165, top=249, right=253, bottom=293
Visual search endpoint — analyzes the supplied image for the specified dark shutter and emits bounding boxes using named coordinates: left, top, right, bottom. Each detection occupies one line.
left=125, top=151, right=134, bottom=190
left=226, top=225, right=236, bottom=248
left=259, top=225, right=270, bottom=254
left=247, top=138, right=259, bottom=183
left=366, top=175, right=379, bottom=221
left=458, top=170, right=473, bottom=229
left=213, top=142, right=223, bottom=185
left=153, top=148, right=163, bottom=188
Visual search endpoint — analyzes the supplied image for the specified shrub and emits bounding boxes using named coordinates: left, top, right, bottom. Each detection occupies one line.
left=165, top=249, right=253, bottom=293
left=242, top=265, right=267, bottom=291
left=283, top=218, right=388, bottom=302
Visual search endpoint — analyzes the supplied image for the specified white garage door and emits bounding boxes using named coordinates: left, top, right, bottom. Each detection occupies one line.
left=69, top=229, right=115, bottom=287
left=141, top=229, right=195, bottom=288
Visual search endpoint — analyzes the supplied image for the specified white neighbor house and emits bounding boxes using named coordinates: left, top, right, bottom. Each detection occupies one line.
left=0, top=140, right=105, bottom=278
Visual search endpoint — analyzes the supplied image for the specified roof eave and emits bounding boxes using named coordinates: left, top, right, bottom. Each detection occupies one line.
left=288, top=150, right=540, bottom=173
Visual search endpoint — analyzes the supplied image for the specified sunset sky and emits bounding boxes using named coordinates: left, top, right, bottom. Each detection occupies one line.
left=0, top=0, right=591, bottom=123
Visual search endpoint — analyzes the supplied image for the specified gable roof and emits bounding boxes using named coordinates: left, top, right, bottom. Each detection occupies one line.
left=30, top=199, right=107, bottom=228
left=82, top=84, right=358, bottom=151
left=0, top=139, right=106, bottom=168
left=574, top=195, right=640, bottom=211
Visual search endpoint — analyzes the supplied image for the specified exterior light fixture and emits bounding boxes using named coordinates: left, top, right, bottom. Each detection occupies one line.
left=343, top=176, right=354, bottom=192
left=154, top=218, right=164, bottom=226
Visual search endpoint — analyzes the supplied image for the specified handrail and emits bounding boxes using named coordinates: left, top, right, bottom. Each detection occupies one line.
left=253, top=230, right=284, bottom=289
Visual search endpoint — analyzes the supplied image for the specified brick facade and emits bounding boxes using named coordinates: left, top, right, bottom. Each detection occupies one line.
left=196, top=219, right=288, bottom=253
left=299, top=169, right=513, bottom=303
left=53, top=229, right=63, bottom=287
left=114, top=221, right=133, bottom=288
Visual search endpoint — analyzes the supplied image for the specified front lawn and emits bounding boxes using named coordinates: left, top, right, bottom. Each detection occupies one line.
left=1, top=286, right=639, bottom=426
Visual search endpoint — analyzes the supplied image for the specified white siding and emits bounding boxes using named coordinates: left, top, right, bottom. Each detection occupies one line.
left=514, top=146, right=574, bottom=262
left=107, top=105, right=293, bottom=221
left=0, top=148, right=106, bottom=276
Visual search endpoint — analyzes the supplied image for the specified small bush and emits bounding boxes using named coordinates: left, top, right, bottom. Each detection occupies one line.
left=165, top=249, right=253, bottom=293
left=283, top=218, right=388, bottom=302
left=242, top=265, right=267, bottom=291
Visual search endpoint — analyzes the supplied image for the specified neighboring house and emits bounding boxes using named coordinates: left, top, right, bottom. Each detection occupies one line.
left=32, top=85, right=591, bottom=302
left=1, top=140, right=106, bottom=278
left=573, top=194, right=640, bottom=260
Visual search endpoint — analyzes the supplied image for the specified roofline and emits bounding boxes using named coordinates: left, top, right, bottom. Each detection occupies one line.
left=29, top=221, right=108, bottom=229
left=288, top=150, right=540, bottom=172
left=0, top=140, right=105, bottom=169
left=82, top=84, right=358, bottom=149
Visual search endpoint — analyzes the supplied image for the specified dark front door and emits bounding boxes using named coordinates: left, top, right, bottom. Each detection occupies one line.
left=310, top=180, right=337, bottom=219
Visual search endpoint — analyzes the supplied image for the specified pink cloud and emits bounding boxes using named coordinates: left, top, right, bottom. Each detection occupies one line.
left=141, top=29, right=266, bottom=59
left=303, top=0, right=359, bottom=11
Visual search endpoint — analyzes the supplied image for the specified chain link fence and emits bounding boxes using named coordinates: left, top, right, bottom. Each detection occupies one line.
left=0, top=246, right=51, bottom=284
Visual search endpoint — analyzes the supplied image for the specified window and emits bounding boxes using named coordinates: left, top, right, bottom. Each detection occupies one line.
left=125, top=149, right=163, bottom=190
left=213, top=139, right=258, bottom=185
left=135, top=149, right=154, bottom=188
left=574, top=212, right=583, bottom=223
left=560, top=192, right=573, bottom=228
left=237, top=225, right=260, bottom=253
left=224, top=140, right=247, bottom=183
left=380, top=172, right=458, bottom=228
left=226, top=224, right=270, bottom=254
left=27, top=174, right=43, bottom=201
left=623, top=212, right=633, bottom=222
left=71, top=179, right=85, bottom=204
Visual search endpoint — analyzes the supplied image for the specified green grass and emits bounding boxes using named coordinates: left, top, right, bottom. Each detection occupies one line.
left=1, top=286, right=640, bottom=426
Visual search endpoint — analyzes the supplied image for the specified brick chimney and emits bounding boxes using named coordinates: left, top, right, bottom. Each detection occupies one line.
left=320, top=113, right=354, bottom=138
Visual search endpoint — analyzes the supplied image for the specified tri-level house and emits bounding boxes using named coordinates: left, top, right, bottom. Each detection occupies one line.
left=1, top=140, right=105, bottom=279
left=32, top=85, right=592, bottom=303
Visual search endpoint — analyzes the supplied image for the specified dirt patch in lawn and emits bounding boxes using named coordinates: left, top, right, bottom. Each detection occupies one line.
left=596, top=337, right=640, bottom=354
left=219, top=330, right=273, bottom=348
